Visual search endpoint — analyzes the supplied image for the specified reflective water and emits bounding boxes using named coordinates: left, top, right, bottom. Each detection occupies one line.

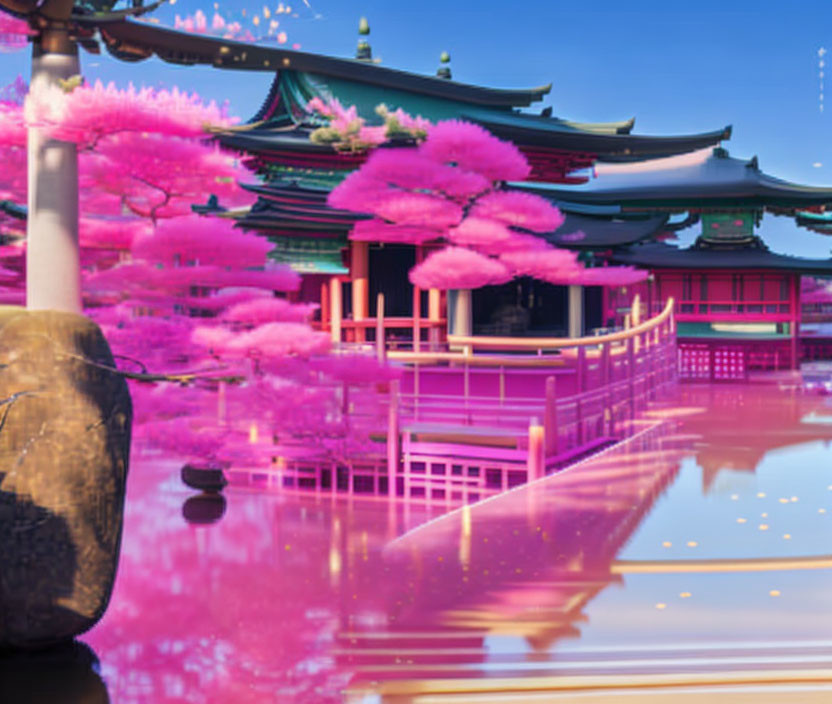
left=77, top=383, right=832, bottom=702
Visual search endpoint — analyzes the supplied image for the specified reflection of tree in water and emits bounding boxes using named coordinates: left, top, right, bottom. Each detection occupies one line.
left=0, top=640, right=109, bottom=704
left=79, top=425, right=682, bottom=701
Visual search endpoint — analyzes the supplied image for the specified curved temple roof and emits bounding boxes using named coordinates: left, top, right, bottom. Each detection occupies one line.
left=463, top=109, right=731, bottom=163
left=796, top=210, right=832, bottom=235
left=97, top=19, right=551, bottom=108
left=546, top=212, right=669, bottom=249
left=612, top=239, right=832, bottom=275
left=216, top=68, right=729, bottom=174
left=518, top=148, right=832, bottom=211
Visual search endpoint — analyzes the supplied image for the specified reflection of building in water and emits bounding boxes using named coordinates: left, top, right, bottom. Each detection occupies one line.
left=336, top=423, right=685, bottom=690
left=675, top=386, right=832, bottom=492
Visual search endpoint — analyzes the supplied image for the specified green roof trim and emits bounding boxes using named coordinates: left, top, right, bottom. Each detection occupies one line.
left=268, top=235, right=347, bottom=274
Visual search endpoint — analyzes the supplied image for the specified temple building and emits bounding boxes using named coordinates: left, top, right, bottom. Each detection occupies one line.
left=100, top=16, right=832, bottom=366
left=186, top=21, right=733, bottom=344
left=518, top=147, right=832, bottom=372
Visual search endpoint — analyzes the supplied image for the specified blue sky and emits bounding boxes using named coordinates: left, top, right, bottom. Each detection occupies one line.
left=4, top=0, right=832, bottom=256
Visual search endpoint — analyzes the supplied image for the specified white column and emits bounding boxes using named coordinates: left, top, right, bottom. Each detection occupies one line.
left=26, top=44, right=82, bottom=313
left=449, top=289, right=472, bottom=337
left=568, top=284, right=584, bottom=338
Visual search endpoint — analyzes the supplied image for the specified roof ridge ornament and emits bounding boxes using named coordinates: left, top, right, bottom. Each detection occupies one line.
left=356, top=16, right=371, bottom=61
left=437, top=51, right=451, bottom=79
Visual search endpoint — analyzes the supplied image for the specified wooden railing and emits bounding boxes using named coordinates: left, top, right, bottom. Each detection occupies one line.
left=675, top=298, right=792, bottom=321
left=378, top=299, right=678, bottom=498
left=233, top=300, right=678, bottom=503
left=445, top=297, right=675, bottom=353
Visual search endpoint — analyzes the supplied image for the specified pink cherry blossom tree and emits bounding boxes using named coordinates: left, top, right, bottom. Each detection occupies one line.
left=329, top=118, right=646, bottom=308
left=1, top=76, right=395, bottom=470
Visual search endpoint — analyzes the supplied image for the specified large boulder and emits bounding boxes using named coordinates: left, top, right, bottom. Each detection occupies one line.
left=0, top=307, right=131, bottom=648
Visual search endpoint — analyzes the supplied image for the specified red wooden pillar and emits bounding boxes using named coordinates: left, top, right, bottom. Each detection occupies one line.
left=330, top=276, right=342, bottom=345
left=320, top=280, right=330, bottom=332
left=351, top=241, right=369, bottom=343
left=791, top=273, right=801, bottom=370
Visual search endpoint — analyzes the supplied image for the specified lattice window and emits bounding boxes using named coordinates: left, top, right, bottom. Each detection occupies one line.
left=678, top=344, right=711, bottom=380
left=712, top=347, right=746, bottom=380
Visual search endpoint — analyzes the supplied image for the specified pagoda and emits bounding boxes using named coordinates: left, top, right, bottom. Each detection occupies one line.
left=194, top=20, right=732, bottom=344
left=518, top=147, right=832, bottom=372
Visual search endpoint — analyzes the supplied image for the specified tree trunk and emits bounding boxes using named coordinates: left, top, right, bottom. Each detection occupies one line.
left=26, top=30, right=81, bottom=313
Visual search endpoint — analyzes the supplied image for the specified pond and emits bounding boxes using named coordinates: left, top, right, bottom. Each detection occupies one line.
left=8, top=382, right=832, bottom=703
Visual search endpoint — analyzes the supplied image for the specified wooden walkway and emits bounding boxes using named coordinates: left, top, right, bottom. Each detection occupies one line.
left=229, top=300, right=678, bottom=502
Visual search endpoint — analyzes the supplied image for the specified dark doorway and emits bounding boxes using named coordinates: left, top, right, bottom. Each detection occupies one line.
left=369, top=244, right=415, bottom=317
left=473, top=278, right=568, bottom=335
left=584, top=286, right=603, bottom=332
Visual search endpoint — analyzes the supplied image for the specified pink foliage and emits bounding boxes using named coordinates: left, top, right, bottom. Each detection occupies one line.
left=802, top=284, right=832, bottom=304
left=326, top=171, right=390, bottom=212
left=81, top=134, right=256, bottom=221
left=0, top=143, right=25, bottom=201
left=0, top=10, right=33, bottom=53
left=135, top=417, right=227, bottom=463
left=93, top=310, right=206, bottom=369
left=307, top=96, right=386, bottom=151
left=409, top=247, right=513, bottom=290
left=127, top=383, right=209, bottom=425
left=0, top=75, right=27, bottom=105
left=208, top=267, right=302, bottom=292
left=175, top=12, right=257, bottom=42
left=307, top=97, right=360, bottom=134
left=0, top=287, right=23, bottom=304
left=358, top=125, right=387, bottom=145
left=420, top=120, right=531, bottom=182
left=470, top=191, right=565, bottom=233
left=501, top=247, right=646, bottom=285
left=447, top=217, right=517, bottom=252
left=24, top=81, right=235, bottom=148
left=0, top=101, right=24, bottom=147
left=574, top=265, right=649, bottom=286
left=500, top=248, right=580, bottom=283
left=310, top=353, right=402, bottom=385
left=354, top=149, right=490, bottom=200
left=331, top=118, right=644, bottom=292
left=132, top=217, right=273, bottom=268
left=350, top=218, right=443, bottom=245
left=192, top=322, right=330, bottom=359
left=373, top=191, right=463, bottom=229
left=80, top=217, right=150, bottom=251
left=0, top=83, right=25, bottom=202
left=384, top=106, right=432, bottom=135
left=219, top=298, right=318, bottom=325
